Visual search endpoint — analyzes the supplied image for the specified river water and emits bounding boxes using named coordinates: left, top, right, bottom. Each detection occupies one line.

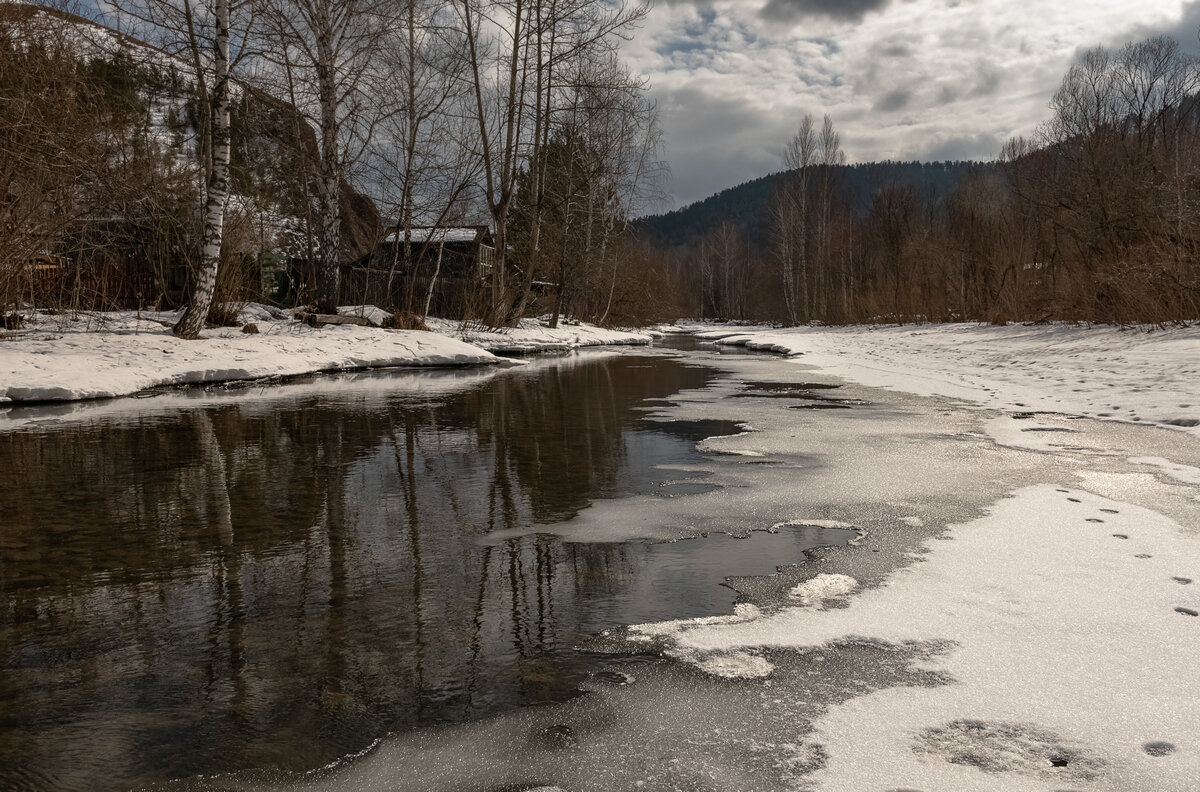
left=0, top=343, right=856, bottom=792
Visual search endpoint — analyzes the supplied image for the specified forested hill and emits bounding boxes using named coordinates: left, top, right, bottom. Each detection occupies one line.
left=635, top=160, right=991, bottom=251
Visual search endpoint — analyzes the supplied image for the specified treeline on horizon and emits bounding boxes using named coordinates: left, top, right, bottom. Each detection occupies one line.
left=640, top=32, right=1200, bottom=326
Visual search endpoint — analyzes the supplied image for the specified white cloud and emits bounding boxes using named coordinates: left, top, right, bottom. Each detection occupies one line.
left=629, top=0, right=1195, bottom=206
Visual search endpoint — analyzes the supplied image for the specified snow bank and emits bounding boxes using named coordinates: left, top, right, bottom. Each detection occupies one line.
left=0, top=307, right=497, bottom=404
left=337, top=305, right=394, bottom=327
left=425, top=317, right=652, bottom=354
left=694, top=323, right=1200, bottom=436
left=0, top=307, right=657, bottom=404
left=636, top=484, right=1200, bottom=790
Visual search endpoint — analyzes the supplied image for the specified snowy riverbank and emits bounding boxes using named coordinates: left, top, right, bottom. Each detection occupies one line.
left=0, top=305, right=653, bottom=404
left=424, top=316, right=653, bottom=354
left=688, top=321, right=1200, bottom=437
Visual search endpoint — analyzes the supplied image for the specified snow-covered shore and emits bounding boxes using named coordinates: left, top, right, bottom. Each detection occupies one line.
left=425, top=316, right=653, bottom=354
left=0, top=306, right=652, bottom=404
left=688, top=322, right=1200, bottom=436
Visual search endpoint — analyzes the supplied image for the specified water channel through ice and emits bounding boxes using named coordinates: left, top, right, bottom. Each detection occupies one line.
left=2, top=333, right=1199, bottom=791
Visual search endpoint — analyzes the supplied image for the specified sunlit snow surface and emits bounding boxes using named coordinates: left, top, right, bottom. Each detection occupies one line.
left=0, top=306, right=495, bottom=404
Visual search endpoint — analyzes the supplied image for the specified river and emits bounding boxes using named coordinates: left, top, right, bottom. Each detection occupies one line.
left=0, top=339, right=860, bottom=792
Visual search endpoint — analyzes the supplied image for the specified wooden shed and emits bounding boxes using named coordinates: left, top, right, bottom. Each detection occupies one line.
left=341, top=225, right=496, bottom=316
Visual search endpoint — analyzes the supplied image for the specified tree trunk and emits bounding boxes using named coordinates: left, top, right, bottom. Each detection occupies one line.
left=422, top=242, right=445, bottom=320
left=174, top=0, right=230, bottom=339
left=597, top=219, right=616, bottom=325
left=314, top=8, right=342, bottom=314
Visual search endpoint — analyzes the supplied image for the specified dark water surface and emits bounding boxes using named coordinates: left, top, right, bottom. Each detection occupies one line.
left=0, top=351, right=842, bottom=792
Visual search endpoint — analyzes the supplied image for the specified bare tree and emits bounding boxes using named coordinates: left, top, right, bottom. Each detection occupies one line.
left=771, top=114, right=814, bottom=324
left=366, top=0, right=481, bottom=320
left=591, top=69, right=667, bottom=325
left=0, top=11, right=101, bottom=314
left=454, top=0, right=647, bottom=325
left=816, top=114, right=845, bottom=320
left=1030, top=35, right=1200, bottom=321
left=257, top=0, right=393, bottom=313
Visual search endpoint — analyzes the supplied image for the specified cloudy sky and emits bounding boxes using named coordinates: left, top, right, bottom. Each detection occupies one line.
left=624, top=0, right=1200, bottom=207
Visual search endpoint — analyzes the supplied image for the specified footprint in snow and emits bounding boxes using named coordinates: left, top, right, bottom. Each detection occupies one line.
left=1086, top=518, right=1104, bottom=523
left=1143, top=741, right=1176, bottom=756
left=1056, top=489, right=1070, bottom=493
left=1112, top=534, right=1129, bottom=539
left=1100, top=508, right=1119, bottom=514
left=1176, top=607, right=1199, bottom=617
left=1172, top=577, right=1192, bottom=585
left=1135, top=554, right=1152, bottom=559
left=1067, top=497, right=1082, bottom=503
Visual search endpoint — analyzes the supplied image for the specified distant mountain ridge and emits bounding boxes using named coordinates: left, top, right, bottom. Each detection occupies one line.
left=635, top=160, right=993, bottom=251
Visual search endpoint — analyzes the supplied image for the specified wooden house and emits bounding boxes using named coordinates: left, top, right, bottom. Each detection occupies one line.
left=370, top=226, right=495, bottom=278
left=342, top=226, right=496, bottom=316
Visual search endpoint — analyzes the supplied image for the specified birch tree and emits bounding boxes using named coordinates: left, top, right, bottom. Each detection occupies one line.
left=108, top=0, right=258, bottom=337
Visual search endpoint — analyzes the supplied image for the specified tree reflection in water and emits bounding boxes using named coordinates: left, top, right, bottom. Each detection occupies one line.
left=0, top=354, right=730, bottom=792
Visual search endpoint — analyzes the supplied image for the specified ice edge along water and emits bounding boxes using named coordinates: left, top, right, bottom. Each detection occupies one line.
left=626, top=323, right=1200, bottom=791
left=635, top=484, right=1200, bottom=790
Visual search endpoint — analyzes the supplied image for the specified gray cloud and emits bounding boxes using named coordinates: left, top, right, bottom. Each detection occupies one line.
left=873, top=88, right=913, bottom=112
left=971, top=62, right=1003, bottom=97
left=937, top=85, right=959, bottom=104
left=1125, top=0, right=1200, bottom=54
left=656, top=86, right=786, bottom=206
left=759, top=0, right=892, bottom=24
left=935, top=61, right=1004, bottom=105
left=880, top=42, right=913, bottom=57
left=663, top=87, right=775, bottom=142
left=918, top=131, right=1004, bottom=161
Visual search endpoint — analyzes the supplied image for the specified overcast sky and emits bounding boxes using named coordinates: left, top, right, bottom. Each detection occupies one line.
left=625, top=0, right=1200, bottom=208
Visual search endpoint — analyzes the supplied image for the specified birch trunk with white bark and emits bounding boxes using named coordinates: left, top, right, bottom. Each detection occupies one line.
left=174, top=0, right=231, bottom=339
